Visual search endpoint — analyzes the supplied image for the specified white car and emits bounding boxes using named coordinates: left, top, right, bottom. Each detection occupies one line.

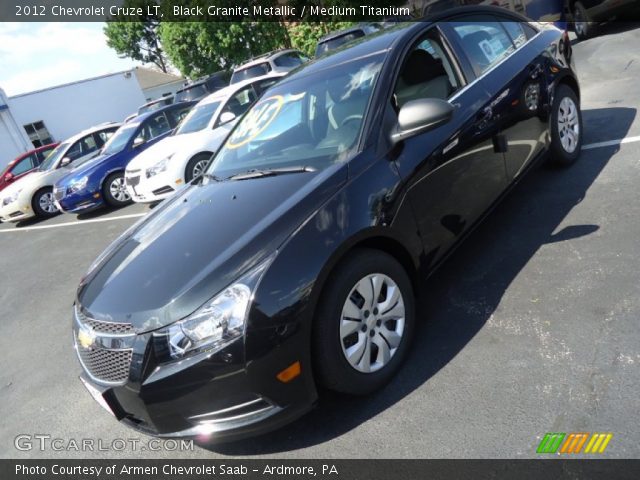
left=230, top=49, right=308, bottom=84
left=125, top=74, right=284, bottom=204
left=0, top=123, right=120, bottom=222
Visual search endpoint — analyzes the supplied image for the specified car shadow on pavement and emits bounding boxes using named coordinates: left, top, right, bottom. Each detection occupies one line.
left=203, top=107, right=636, bottom=456
left=76, top=204, right=132, bottom=220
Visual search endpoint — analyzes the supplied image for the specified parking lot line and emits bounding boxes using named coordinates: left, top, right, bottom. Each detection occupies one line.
left=582, top=135, right=640, bottom=150
left=0, top=213, right=146, bottom=233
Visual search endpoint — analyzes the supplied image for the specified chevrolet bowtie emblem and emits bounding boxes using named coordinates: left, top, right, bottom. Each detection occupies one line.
left=77, top=327, right=96, bottom=349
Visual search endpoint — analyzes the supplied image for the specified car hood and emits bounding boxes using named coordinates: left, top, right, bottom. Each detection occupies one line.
left=127, top=126, right=233, bottom=170
left=78, top=163, right=347, bottom=331
left=56, top=153, right=115, bottom=186
left=1, top=169, right=61, bottom=198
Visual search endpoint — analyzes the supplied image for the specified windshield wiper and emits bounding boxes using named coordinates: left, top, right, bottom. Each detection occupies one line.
left=226, top=166, right=316, bottom=181
left=202, top=173, right=223, bottom=182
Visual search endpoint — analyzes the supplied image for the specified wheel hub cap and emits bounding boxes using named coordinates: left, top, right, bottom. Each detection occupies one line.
left=340, top=273, right=406, bottom=373
left=110, top=177, right=130, bottom=202
left=558, top=96, right=580, bottom=154
left=40, top=192, right=58, bottom=213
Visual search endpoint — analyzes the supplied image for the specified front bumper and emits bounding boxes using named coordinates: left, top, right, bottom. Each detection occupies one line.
left=54, top=188, right=105, bottom=214
left=125, top=169, right=181, bottom=204
left=0, top=202, right=34, bottom=222
left=72, top=307, right=316, bottom=442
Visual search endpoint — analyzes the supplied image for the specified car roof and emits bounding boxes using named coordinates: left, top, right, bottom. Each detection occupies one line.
left=196, top=73, right=286, bottom=107
left=131, top=101, right=195, bottom=125
left=318, top=23, right=378, bottom=43
left=63, top=122, right=122, bottom=144
left=234, top=49, right=300, bottom=71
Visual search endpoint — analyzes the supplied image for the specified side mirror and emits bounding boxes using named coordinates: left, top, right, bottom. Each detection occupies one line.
left=391, top=98, right=455, bottom=144
left=4, top=172, right=14, bottom=182
left=133, top=137, right=145, bottom=148
left=218, top=111, right=236, bottom=126
left=60, top=157, right=72, bottom=167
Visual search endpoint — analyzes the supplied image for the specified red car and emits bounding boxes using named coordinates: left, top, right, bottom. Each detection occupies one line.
left=0, top=143, right=59, bottom=193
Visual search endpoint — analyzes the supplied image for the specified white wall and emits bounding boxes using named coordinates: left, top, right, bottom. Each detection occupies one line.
left=8, top=72, right=147, bottom=144
left=0, top=88, right=33, bottom=169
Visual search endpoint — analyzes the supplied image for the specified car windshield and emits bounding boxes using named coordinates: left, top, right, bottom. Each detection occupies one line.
left=316, top=31, right=365, bottom=56
left=39, top=142, right=70, bottom=171
left=175, top=101, right=221, bottom=135
left=209, top=54, right=384, bottom=179
left=231, top=63, right=271, bottom=83
left=101, top=124, right=139, bottom=155
left=175, top=84, right=207, bottom=102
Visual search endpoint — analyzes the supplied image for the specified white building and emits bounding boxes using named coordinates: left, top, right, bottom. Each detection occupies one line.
left=0, top=67, right=184, bottom=168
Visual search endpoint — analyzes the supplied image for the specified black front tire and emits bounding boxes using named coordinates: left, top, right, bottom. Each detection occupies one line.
left=549, top=84, right=582, bottom=167
left=31, top=187, right=58, bottom=218
left=185, top=153, right=211, bottom=183
left=102, top=172, right=131, bottom=207
left=313, top=248, right=415, bottom=395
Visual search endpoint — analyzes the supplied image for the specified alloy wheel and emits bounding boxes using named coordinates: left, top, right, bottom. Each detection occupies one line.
left=340, top=273, right=405, bottom=373
left=558, top=96, right=580, bottom=154
left=39, top=192, right=58, bottom=213
left=192, top=159, right=208, bottom=179
left=109, top=177, right=130, bottom=203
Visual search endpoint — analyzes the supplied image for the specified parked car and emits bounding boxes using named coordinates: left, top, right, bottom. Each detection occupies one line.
left=53, top=103, right=195, bottom=214
left=137, top=96, right=175, bottom=116
left=0, top=143, right=59, bottom=193
left=567, top=0, right=640, bottom=39
left=174, top=71, right=231, bottom=103
left=124, top=74, right=284, bottom=204
left=0, top=123, right=119, bottom=222
left=73, top=7, right=581, bottom=441
left=314, top=23, right=383, bottom=57
left=230, top=50, right=308, bottom=84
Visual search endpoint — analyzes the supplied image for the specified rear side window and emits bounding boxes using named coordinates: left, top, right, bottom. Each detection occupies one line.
left=450, top=21, right=515, bottom=75
left=502, top=22, right=528, bottom=48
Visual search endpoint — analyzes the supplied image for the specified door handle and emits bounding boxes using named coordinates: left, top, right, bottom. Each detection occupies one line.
left=477, top=106, right=493, bottom=127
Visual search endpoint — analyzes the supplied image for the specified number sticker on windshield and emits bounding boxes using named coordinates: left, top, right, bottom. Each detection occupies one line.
left=226, top=95, right=284, bottom=149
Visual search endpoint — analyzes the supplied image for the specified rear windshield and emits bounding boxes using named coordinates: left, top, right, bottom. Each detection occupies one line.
left=315, top=30, right=365, bottom=56
left=175, top=84, right=208, bottom=102
left=231, top=63, right=272, bottom=84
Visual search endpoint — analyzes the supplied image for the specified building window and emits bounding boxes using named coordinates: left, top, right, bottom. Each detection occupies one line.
left=23, top=121, right=53, bottom=147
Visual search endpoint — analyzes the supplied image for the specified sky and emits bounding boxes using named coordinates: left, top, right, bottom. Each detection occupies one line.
left=0, top=22, right=140, bottom=97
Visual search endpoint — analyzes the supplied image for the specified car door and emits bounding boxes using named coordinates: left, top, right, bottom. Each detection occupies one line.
left=390, top=26, right=509, bottom=263
left=444, top=16, right=548, bottom=180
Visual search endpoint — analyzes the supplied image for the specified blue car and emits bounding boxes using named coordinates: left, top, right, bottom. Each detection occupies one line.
left=54, top=102, right=194, bottom=214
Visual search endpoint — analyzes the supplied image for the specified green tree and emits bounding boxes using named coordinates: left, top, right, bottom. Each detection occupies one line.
left=159, top=21, right=290, bottom=78
left=104, top=0, right=167, bottom=72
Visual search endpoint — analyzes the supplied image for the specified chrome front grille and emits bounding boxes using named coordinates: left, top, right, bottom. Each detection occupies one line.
left=74, top=305, right=135, bottom=385
left=77, top=347, right=132, bottom=384
left=76, top=307, right=134, bottom=335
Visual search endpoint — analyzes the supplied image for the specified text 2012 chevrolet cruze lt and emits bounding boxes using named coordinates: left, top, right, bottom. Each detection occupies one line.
left=73, top=7, right=581, bottom=441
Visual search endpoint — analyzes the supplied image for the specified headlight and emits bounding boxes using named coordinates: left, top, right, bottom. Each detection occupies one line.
left=2, top=189, right=22, bottom=206
left=166, top=254, right=274, bottom=360
left=146, top=155, right=173, bottom=178
left=68, top=176, right=88, bottom=194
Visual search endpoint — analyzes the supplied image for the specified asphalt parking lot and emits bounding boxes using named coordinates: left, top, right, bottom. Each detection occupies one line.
left=1, top=24, right=640, bottom=459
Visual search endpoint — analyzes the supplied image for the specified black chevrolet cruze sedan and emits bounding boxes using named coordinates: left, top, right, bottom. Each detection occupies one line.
left=73, top=7, right=582, bottom=441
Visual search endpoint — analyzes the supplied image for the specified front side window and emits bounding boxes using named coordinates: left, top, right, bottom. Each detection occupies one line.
left=210, top=54, right=384, bottom=179
left=394, top=34, right=460, bottom=109
left=167, top=105, right=194, bottom=127
left=95, top=128, right=117, bottom=146
left=216, top=86, right=257, bottom=126
left=11, top=154, right=37, bottom=176
left=450, top=20, right=515, bottom=75
left=37, top=147, right=56, bottom=163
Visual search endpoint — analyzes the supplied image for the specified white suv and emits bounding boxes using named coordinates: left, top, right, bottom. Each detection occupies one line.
left=230, top=49, right=308, bottom=84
